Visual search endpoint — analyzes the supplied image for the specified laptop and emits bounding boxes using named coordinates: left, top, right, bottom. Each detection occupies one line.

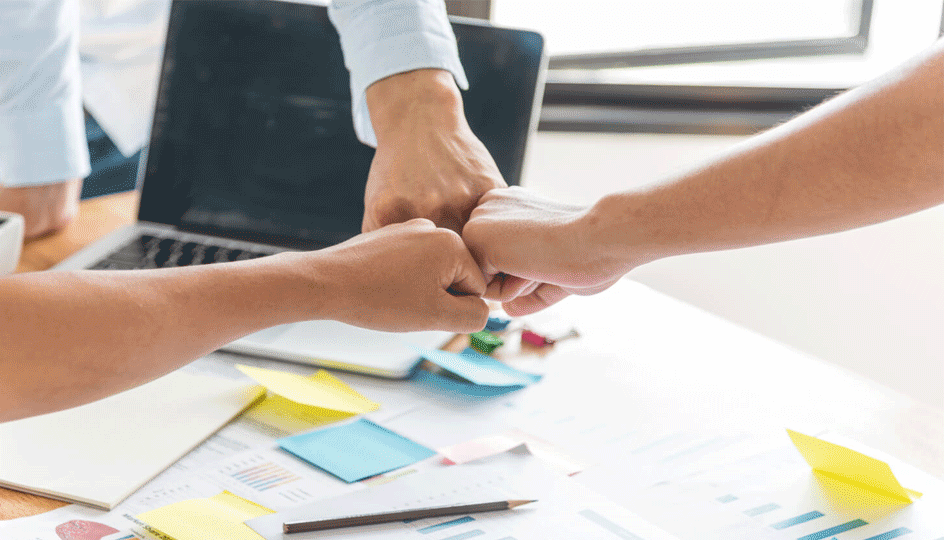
left=55, top=0, right=546, bottom=378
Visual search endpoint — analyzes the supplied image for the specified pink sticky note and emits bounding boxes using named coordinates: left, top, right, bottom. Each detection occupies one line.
left=439, top=428, right=587, bottom=475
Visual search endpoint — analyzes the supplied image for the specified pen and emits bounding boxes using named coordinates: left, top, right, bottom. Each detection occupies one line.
left=283, top=499, right=537, bottom=534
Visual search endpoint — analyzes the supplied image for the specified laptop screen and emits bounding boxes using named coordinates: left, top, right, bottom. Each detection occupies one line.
left=138, top=1, right=544, bottom=249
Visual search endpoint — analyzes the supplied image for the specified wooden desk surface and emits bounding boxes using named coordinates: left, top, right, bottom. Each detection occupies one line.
left=15, top=191, right=139, bottom=274
left=3, top=191, right=942, bottom=525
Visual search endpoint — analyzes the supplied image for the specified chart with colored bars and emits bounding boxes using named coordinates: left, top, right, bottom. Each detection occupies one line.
left=202, top=449, right=357, bottom=511
left=225, top=459, right=300, bottom=492
left=715, top=494, right=921, bottom=540
left=389, top=508, right=661, bottom=540
left=606, top=439, right=944, bottom=540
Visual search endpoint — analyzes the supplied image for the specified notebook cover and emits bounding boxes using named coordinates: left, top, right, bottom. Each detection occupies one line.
left=0, top=371, right=264, bottom=510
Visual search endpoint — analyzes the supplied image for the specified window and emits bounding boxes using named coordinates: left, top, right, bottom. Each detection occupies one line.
left=486, top=0, right=944, bottom=133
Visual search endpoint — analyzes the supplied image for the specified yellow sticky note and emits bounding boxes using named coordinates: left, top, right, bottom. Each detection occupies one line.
left=787, top=429, right=922, bottom=504
left=244, top=394, right=354, bottom=435
left=236, top=365, right=379, bottom=415
left=138, top=491, right=273, bottom=540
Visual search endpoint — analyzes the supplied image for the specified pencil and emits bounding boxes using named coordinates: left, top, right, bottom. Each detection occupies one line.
left=283, top=499, right=537, bottom=534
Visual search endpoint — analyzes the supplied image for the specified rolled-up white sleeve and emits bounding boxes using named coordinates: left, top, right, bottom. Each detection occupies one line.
left=0, top=0, right=90, bottom=187
left=329, top=0, right=468, bottom=147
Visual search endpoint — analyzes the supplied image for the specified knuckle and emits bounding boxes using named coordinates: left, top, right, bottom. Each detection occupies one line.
left=406, top=217, right=435, bottom=229
left=375, top=194, right=417, bottom=218
left=435, top=227, right=465, bottom=248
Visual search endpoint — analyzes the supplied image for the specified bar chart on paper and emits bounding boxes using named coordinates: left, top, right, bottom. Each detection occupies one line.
left=223, top=459, right=301, bottom=492
left=198, top=449, right=357, bottom=511
left=599, top=440, right=944, bottom=540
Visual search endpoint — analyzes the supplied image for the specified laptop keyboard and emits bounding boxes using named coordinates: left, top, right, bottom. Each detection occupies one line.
left=89, top=234, right=272, bottom=270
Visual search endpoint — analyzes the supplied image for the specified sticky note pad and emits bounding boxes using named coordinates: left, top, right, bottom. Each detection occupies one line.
left=420, top=348, right=541, bottom=388
left=787, top=429, right=922, bottom=504
left=236, top=365, right=379, bottom=415
left=278, top=419, right=436, bottom=483
left=138, top=491, right=273, bottom=540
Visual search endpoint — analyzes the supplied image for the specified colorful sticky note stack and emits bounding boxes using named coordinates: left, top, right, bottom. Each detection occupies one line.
left=278, top=419, right=436, bottom=483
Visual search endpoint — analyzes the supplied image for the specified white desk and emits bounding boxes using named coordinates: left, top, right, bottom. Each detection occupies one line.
left=345, top=280, right=944, bottom=480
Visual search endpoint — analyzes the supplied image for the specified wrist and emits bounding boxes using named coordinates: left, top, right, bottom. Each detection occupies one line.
left=583, top=191, right=675, bottom=275
left=255, top=252, right=336, bottom=324
left=365, top=69, right=466, bottom=146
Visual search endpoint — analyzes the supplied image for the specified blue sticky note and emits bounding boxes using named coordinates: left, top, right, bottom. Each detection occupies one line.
left=420, top=348, right=542, bottom=388
left=412, top=370, right=522, bottom=398
left=485, top=316, right=512, bottom=331
left=278, top=419, right=435, bottom=483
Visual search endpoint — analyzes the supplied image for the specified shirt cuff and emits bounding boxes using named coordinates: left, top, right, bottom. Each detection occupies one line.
left=329, top=1, right=469, bottom=148
left=0, top=90, right=91, bottom=186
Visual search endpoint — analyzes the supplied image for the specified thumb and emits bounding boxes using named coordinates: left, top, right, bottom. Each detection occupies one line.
left=484, top=274, right=538, bottom=302
left=502, top=284, right=571, bottom=316
left=437, top=293, right=490, bottom=333
left=444, top=235, right=488, bottom=297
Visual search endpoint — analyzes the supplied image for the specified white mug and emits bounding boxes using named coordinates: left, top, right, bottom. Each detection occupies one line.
left=0, top=211, right=25, bottom=275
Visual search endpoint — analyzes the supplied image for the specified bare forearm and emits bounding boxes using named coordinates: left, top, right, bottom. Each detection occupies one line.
left=595, top=40, right=944, bottom=265
left=0, top=255, right=323, bottom=421
left=1, top=220, right=489, bottom=422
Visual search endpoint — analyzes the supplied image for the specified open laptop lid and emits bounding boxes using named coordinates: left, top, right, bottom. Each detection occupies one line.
left=138, top=0, right=545, bottom=250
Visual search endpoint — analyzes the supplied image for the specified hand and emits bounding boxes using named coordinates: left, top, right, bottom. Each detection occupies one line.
left=363, top=69, right=506, bottom=234
left=302, top=218, right=489, bottom=333
left=462, top=187, right=636, bottom=316
left=0, top=178, right=82, bottom=239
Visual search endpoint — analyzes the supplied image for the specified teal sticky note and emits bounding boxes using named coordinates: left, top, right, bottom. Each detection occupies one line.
left=412, top=370, right=521, bottom=398
left=279, top=419, right=435, bottom=483
left=419, top=348, right=542, bottom=388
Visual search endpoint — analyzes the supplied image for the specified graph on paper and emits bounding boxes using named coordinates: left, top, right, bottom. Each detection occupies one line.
left=607, top=439, right=944, bottom=540
left=221, top=458, right=301, bottom=492
left=199, top=449, right=358, bottom=511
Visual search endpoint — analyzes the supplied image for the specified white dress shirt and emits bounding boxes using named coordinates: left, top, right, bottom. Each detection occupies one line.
left=0, top=0, right=467, bottom=187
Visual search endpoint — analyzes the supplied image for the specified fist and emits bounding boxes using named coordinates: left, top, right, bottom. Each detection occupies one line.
left=315, top=219, right=490, bottom=333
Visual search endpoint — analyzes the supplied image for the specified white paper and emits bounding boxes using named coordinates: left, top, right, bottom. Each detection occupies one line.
left=247, top=455, right=679, bottom=540
left=578, top=433, right=944, bottom=540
